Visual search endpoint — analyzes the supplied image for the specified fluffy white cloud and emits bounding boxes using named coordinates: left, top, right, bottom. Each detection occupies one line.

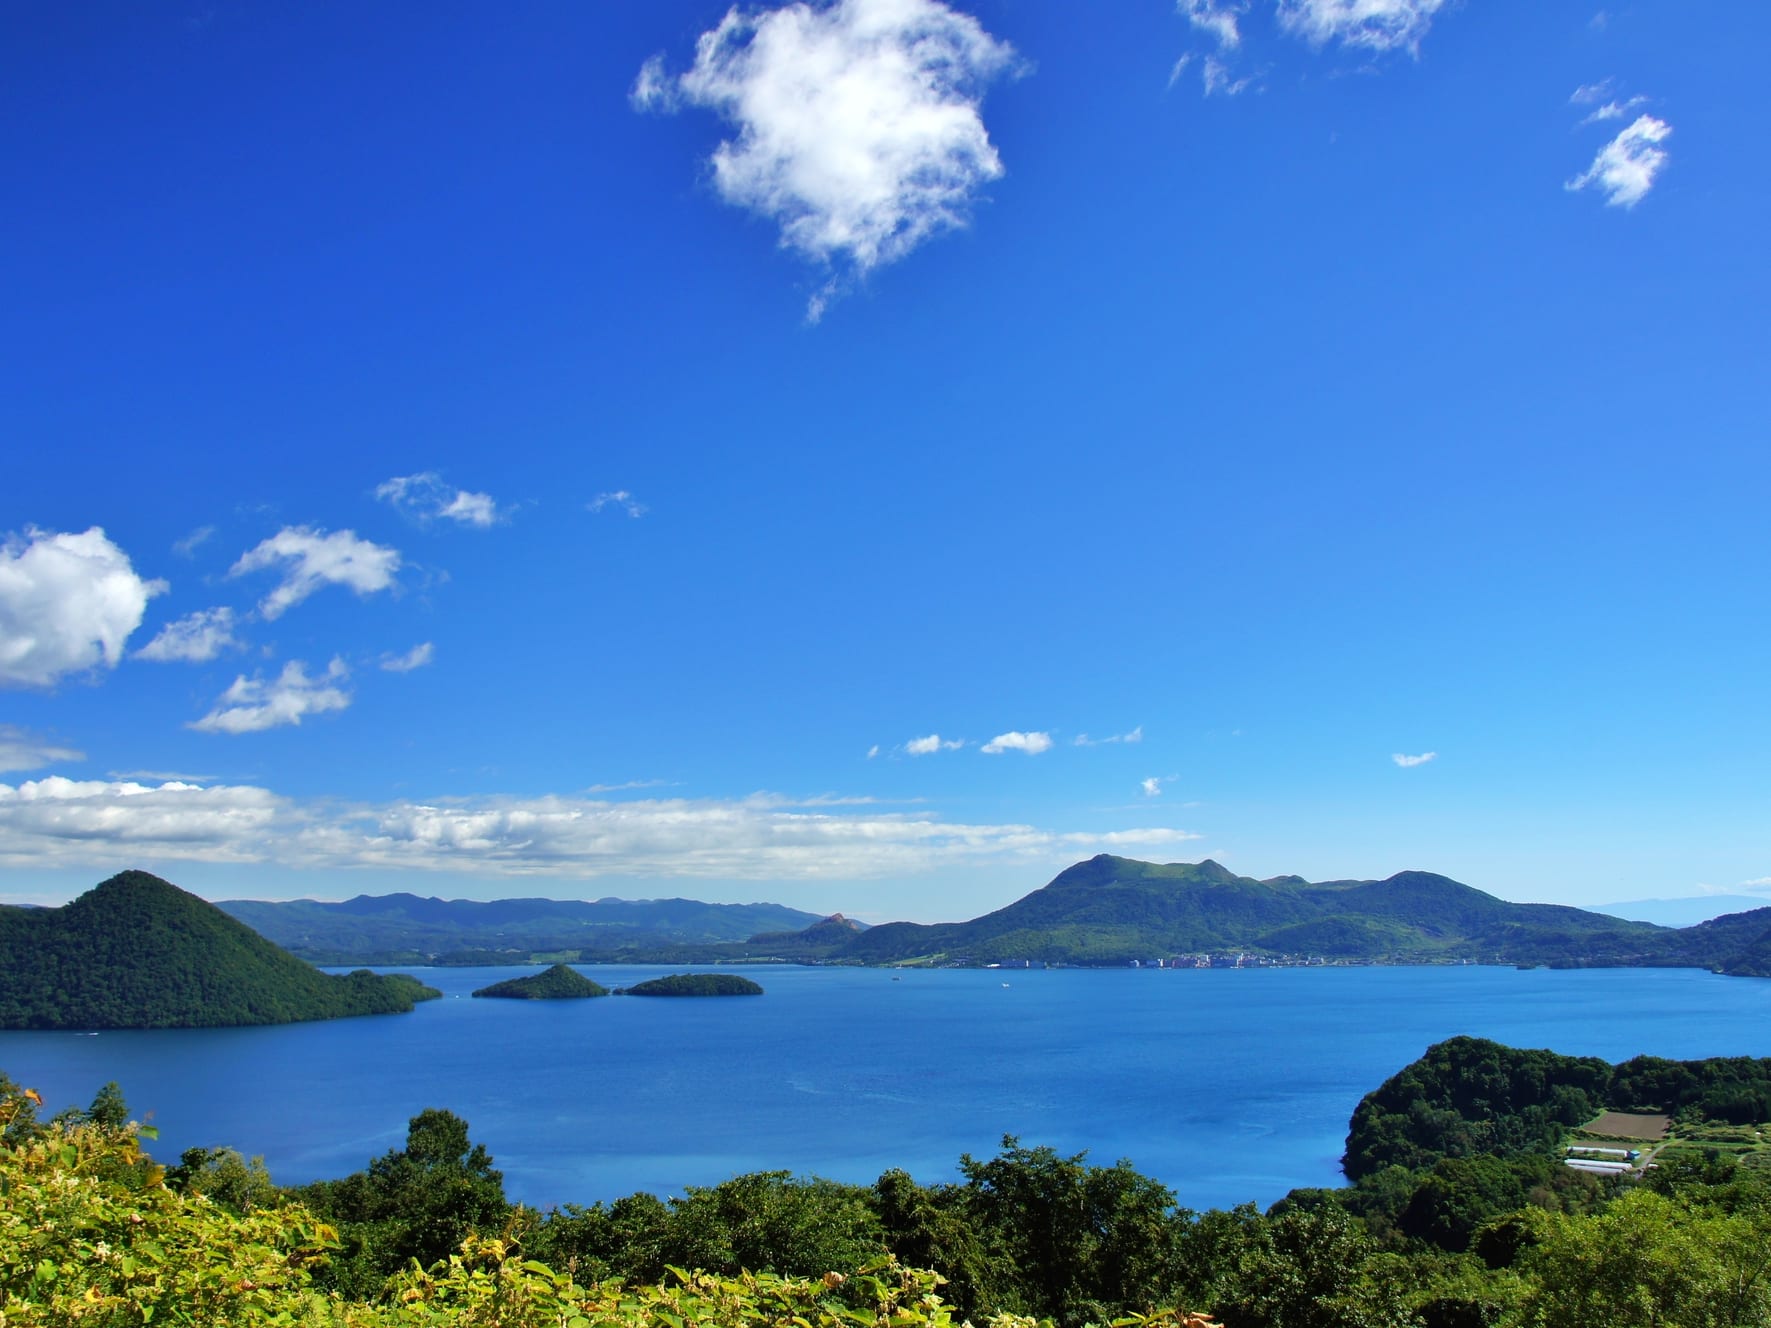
left=1141, top=776, right=1167, bottom=797
left=0, top=726, right=84, bottom=774
left=190, top=659, right=352, bottom=734
left=133, top=607, right=241, bottom=663
left=375, top=473, right=502, bottom=528
left=905, top=733, right=964, bottom=755
left=229, top=527, right=401, bottom=620
left=588, top=490, right=648, bottom=518
left=0, top=527, right=166, bottom=688
left=1392, top=751, right=1437, bottom=768
left=636, top=0, right=1019, bottom=319
left=380, top=642, right=435, bottom=673
left=0, top=776, right=284, bottom=867
left=1179, top=0, right=1245, bottom=48
left=0, top=779, right=1201, bottom=880
left=1276, top=0, right=1447, bottom=53
left=1566, top=114, right=1671, bottom=209
left=982, top=730, right=1052, bottom=755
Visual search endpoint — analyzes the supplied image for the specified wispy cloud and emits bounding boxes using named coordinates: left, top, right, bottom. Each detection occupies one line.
left=1074, top=726, right=1143, bottom=747
left=1140, top=776, right=1169, bottom=798
left=379, top=642, right=435, bottom=673
left=0, top=779, right=1202, bottom=879
left=1570, top=79, right=1615, bottom=106
left=1276, top=0, right=1447, bottom=54
left=0, top=527, right=166, bottom=688
left=634, top=0, right=1020, bottom=320
left=1567, top=114, right=1671, bottom=209
left=375, top=473, right=503, bottom=528
left=1178, top=0, right=1245, bottom=48
left=906, top=733, right=965, bottom=756
left=172, top=525, right=216, bottom=558
left=0, top=726, right=84, bottom=774
left=190, top=658, right=352, bottom=734
left=229, top=527, right=401, bottom=620
left=134, top=607, right=241, bottom=663
left=1392, top=751, right=1437, bottom=768
left=982, top=730, right=1052, bottom=755
left=1202, top=56, right=1254, bottom=96
left=866, top=744, right=881, bottom=759
left=588, top=490, right=648, bottom=518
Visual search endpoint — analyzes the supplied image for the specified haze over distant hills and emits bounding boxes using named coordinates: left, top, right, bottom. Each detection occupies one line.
left=1591, top=896, right=1771, bottom=928
left=217, top=893, right=828, bottom=965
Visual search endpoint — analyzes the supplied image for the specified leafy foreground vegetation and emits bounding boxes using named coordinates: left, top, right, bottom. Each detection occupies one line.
left=471, top=965, right=611, bottom=1000
left=0, top=871, right=440, bottom=1029
left=9, top=1038, right=1771, bottom=1326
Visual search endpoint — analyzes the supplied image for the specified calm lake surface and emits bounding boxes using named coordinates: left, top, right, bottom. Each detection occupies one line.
left=3, top=964, right=1769, bottom=1214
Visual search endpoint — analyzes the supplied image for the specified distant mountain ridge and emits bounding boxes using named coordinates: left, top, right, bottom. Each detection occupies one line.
left=217, top=892, right=829, bottom=965
left=0, top=871, right=439, bottom=1029
left=722, top=857, right=1771, bottom=976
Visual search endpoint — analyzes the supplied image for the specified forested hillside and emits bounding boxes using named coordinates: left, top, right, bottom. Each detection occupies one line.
left=0, top=871, right=439, bottom=1029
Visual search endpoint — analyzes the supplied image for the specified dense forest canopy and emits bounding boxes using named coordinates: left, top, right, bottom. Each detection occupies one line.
left=621, top=973, right=764, bottom=996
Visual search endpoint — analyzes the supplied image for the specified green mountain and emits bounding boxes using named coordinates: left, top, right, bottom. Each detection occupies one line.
left=471, top=963, right=610, bottom=1000
left=217, top=892, right=827, bottom=964
left=0, top=870, right=440, bottom=1030
left=735, top=856, right=1683, bottom=968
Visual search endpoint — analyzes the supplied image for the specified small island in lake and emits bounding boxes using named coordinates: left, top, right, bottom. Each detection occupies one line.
left=471, top=964, right=610, bottom=1000
left=620, top=973, right=763, bottom=997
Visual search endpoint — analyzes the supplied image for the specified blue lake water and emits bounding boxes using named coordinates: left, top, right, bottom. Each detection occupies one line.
left=3, top=964, right=1769, bottom=1214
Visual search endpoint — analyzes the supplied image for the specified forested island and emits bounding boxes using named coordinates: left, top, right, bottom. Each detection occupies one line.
left=0, top=871, right=439, bottom=1030
left=471, top=964, right=610, bottom=1000
left=621, top=973, right=764, bottom=996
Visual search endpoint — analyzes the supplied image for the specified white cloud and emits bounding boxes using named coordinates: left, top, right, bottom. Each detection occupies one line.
left=636, top=0, right=1019, bottom=319
left=1178, top=0, right=1245, bottom=48
left=866, top=744, right=881, bottom=759
left=1203, top=57, right=1253, bottom=96
left=905, top=733, right=964, bottom=755
left=982, top=730, right=1052, bottom=755
left=375, top=473, right=502, bottom=528
left=0, top=527, right=166, bottom=688
left=1141, top=776, right=1168, bottom=798
left=172, top=525, right=215, bottom=558
left=0, top=776, right=283, bottom=866
left=1570, top=79, right=1615, bottom=106
left=380, top=642, right=435, bottom=673
left=0, top=726, right=84, bottom=774
left=1166, top=53, right=1195, bottom=90
left=1276, top=0, right=1447, bottom=53
left=588, top=490, right=648, bottom=518
left=1579, top=96, right=1647, bottom=126
left=1392, top=751, right=1437, bottom=768
left=1566, top=114, right=1671, bottom=209
left=1742, top=877, right=1771, bottom=893
left=0, top=779, right=1202, bottom=880
left=133, top=607, right=241, bottom=663
left=1074, top=726, right=1143, bottom=747
left=229, top=527, right=401, bottom=620
left=190, top=658, right=352, bottom=734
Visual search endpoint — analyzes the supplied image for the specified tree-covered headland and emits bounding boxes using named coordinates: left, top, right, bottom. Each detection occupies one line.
left=9, top=1037, right=1771, bottom=1326
left=0, top=871, right=440, bottom=1029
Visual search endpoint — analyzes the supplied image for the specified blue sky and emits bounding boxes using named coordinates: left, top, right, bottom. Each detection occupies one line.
left=3, top=0, right=1767, bottom=921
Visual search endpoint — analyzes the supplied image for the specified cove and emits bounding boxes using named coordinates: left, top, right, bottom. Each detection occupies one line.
left=2, top=963, right=1768, bottom=1214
